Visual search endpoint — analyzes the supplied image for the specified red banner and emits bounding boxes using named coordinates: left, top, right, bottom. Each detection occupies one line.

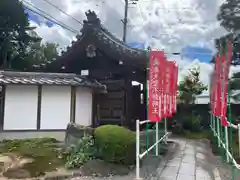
left=210, top=40, right=233, bottom=127
left=148, top=51, right=164, bottom=122
left=167, top=61, right=174, bottom=117
left=171, top=62, right=178, bottom=115
left=161, top=57, right=167, bottom=119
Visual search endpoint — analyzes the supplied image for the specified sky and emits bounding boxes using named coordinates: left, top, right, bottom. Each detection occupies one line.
left=22, top=0, right=240, bottom=94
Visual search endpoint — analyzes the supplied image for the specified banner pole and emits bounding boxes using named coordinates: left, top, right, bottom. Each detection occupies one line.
left=217, top=117, right=220, bottom=147
left=164, top=117, right=167, bottom=144
left=156, top=122, right=159, bottom=156
left=145, top=50, right=149, bottom=155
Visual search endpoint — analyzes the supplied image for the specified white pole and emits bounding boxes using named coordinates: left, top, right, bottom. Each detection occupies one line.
left=136, top=119, right=140, bottom=179
left=225, top=126, right=229, bottom=162
left=156, top=122, right=159, bottom=156
left=217, top=118, right=220, bottom=147
left=238, top=124, right=240, bottom=157
left=164, top=117, right=167, bottom=144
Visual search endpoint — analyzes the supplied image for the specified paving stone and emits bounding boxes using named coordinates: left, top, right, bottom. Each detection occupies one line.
left=196, top=168, right=211, bottom=179
left=178, top=162, right=195, bottom=176
left=196, top=153, right=205, bottom=160
left=160, top=166, right=179, bottom=178
left=182, top=155, right=195, bottom=163
left=166, top=158, right=181, bottom=167
left=176, top=174, right=195, bottom=180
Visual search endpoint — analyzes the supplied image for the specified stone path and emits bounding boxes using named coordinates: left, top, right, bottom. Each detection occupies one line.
left=68, top=137, right=226, bottom=180
left=155, top=138, right=222, bottom=180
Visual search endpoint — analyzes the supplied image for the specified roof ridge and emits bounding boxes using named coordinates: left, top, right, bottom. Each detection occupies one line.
left=1, top=71, right=77, bottom=78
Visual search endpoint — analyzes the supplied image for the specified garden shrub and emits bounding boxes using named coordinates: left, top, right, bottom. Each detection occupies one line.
left=191, top=115, right=201, bottom=132
left=94, top=125, right=136, bottom=165
left=181, top=113, right=201, bottom=132
left=65, top=135, right=96, bottom=169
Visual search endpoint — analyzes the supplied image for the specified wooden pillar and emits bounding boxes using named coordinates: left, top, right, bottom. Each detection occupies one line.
left=70, top=86, right=76, bottom=123
left=91, top=91, right=99, bottom=128
left=0, top=85, right=6, bottom=131
left=124, top=79, right=132, bottom=128
left=36, top=85, right=42, bottom=130
left=142, top=80, right=147, bottom=120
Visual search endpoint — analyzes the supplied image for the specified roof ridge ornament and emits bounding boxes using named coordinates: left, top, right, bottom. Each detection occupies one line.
left=83, top=10, right=100, bottom=27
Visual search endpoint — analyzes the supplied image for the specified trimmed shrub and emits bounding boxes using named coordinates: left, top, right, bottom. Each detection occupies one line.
left=94, top=125, right=136, bottom=165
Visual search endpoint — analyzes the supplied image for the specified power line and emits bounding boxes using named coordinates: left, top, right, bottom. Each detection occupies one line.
left=43, top=0, right=83, bottom=26
left=22, top=0, right=79, bottom=34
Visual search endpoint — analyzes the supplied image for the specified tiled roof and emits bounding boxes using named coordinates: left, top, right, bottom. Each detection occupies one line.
left=0, top=71, right=106, bottom=90
left=55, top=10, right=148, bottom=70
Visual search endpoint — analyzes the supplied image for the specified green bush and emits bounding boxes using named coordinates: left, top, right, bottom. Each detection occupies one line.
left=181, top=113, right=201, bottom=132
left=182, top=114, right=192, bottom=131
left=65, top=136, right=96, bottom=169
left=94, top=125, right=136, bottom=165
left=191, top=115, right=201, bottom=132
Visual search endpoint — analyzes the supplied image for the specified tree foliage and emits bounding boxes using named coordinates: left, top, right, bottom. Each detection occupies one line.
left=229, top=72, right=240, bottom=90
left=0, top=0, right=41, bottom=69
left=215, top=0, right=240, bottom=65
left=0, top=0, right=59, bottom=71
left=217, top=0, right=240, bottom=33
left=178, top=66, right=208, bottom=104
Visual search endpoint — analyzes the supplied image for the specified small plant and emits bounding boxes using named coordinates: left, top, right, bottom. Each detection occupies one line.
left=65, top=136, right=96, bottom=169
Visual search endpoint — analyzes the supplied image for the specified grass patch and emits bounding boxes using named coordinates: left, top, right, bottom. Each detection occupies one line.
left=0, top=138, right=67, bottom=177
left=181, top=130, right=211, bottom=139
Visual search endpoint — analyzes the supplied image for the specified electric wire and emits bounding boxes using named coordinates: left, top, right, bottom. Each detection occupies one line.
left=43, top=0, right=83, bottom=25
left=22, top=0, right=79, bottom=34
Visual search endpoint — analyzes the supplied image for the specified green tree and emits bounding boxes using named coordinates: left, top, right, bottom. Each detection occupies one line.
left=13, top=40, right=59, bottom=71
left=229, top=72, right=240, bottom=90
left=215, top=0, right=240, bottom=65
left=0, top=0, right=40, bottom=69
left=178, top=66, right=208, bottom=104
left=217, top=0, right=240, bottom=33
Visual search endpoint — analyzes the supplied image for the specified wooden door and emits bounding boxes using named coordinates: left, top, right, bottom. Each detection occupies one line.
left=96, top=79, right=126, bottom=126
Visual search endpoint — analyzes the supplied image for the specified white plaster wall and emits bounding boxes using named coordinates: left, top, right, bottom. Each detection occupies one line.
left=4, top=85, right=38, bottom=130
left=40, top=86, right=71, bottom=129
left=75, top=87, right=93, bottom=126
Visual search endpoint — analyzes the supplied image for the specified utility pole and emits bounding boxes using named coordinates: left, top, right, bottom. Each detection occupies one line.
left=122, top=0, right=138, bottom=43
left=122, top=0, right=128, bottom=43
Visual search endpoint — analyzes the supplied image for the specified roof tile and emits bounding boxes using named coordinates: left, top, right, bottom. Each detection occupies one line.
left=0, top=71, right=106, bottom=90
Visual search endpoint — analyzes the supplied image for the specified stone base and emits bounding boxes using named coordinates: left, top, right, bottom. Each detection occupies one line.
left=64, top=123, right=94, bottom=148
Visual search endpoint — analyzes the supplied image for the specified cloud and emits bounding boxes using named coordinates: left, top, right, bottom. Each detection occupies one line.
left=23, top=0, right=240, bottom=94
left=26, top=0, right=227, bottom=51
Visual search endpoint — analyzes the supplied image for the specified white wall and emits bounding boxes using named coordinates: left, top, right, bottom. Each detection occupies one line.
left=4, top=85, right=38, bottom=130
left=75, top=87, right=93, bottom=126
left=195, top=95, right=238, bottom=104
left=40, top=86, right=71, bottom=129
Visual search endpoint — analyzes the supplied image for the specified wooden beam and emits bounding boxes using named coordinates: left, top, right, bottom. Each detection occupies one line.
left=36, top=85, right=42, bottom=130
left=0, top=86, right=6, bottom=131
left=70, top=86, right=76, bottom=123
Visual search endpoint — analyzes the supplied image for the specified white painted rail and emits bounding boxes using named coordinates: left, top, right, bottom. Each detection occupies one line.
left=135, top=119, right=170, bottom=179
left=210, top=115, right=240, bottom=170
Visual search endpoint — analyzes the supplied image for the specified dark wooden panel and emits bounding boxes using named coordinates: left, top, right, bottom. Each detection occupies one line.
left=101, top=91, right=125, bottom=99
left=99, top=108, right=112, bottom=118
left=112, top=108, right=123, bottom=118
left=100, top=79, right=126, bottom=91
left=96, top=79, right=127, bottom=125
left=99, top=99, right=124, bottom=109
